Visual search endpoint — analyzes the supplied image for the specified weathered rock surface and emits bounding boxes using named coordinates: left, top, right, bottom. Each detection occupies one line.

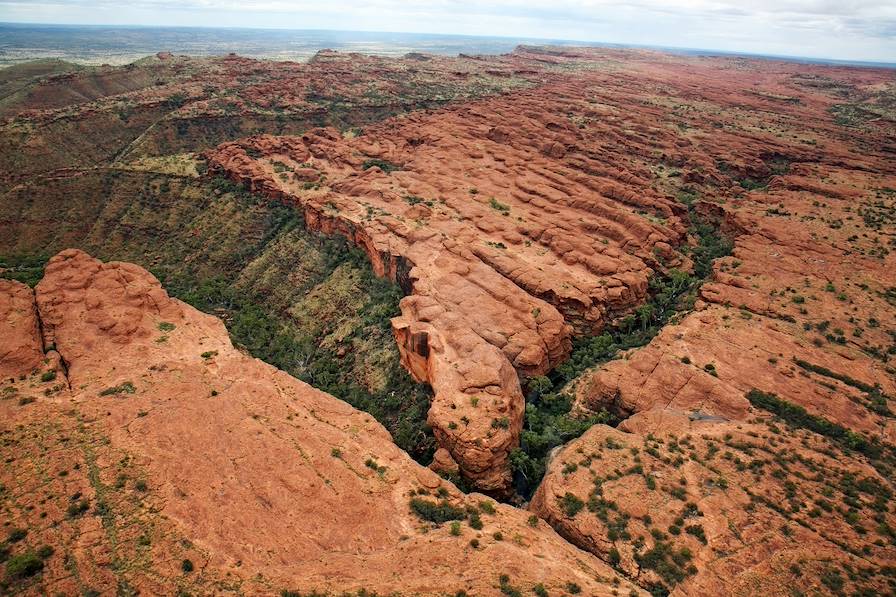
left=1, top=249, right=639, bottom=595
left=199, top=48, right=896, bottom=497
left=526, top=50, right=896, bottom=596
left=4, top=45, right=896, bottom=595
left=532, top=411, right=896, bottom=596
left=0, top=279, right=43, bottom=379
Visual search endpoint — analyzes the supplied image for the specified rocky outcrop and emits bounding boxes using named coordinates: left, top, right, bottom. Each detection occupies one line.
left=0, top=249, right=641, bottom=595
left=528, top=66, right=896, bottom=595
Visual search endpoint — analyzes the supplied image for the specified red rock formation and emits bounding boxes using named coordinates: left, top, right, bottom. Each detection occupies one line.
left=0, top=279, right=43, bottom=379
left=525, top=55, right=896, bottom=596
left=203, top=45, right=896, bottom=497
left=4, top=45, right=895, bottom=595
left=205, top=75, right=694, bottom=490
left=1, top=249, right=642, bottom=595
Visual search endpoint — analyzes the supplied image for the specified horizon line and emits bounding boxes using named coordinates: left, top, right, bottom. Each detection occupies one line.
left=2, top=20, right=895, bottom=69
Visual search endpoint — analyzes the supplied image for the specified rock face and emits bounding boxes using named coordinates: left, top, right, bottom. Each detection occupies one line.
left=1, top=249, right=639, bottom=596
left=0, top=279, right=43, bottom=379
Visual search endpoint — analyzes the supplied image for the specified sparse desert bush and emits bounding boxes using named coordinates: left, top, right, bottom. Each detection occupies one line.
left=4, top=552, right=44, bottom=581
left=361, top=158, right=399, bottom=173
left=558, top=492, right=585, bottom=517
left=99, top=381, right=136, bottom=396
left=409, top=498, right=465, bottom=523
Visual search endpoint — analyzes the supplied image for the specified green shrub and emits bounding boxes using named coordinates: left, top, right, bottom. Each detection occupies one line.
left=635, top=539, right=694, bottom=590
left=181, top=559, right=194, bottom=573
left=99, top=382, right=136, bottom=396
left=559, top=492, right=585, bottom=517
left=364, top=458, right=386, bottom=474
left=608, top=547, right=621, bottom=565
left=409, top=498, right=465, bottom=523
left=498, top=574, right=522, bottom=597
left=685, top=524, right=707, bottom=544
left=468, top=511, right=483, bottom=530
left=821, top=570, right=844, bottom=592
left=361, top=159, right=399, bottom=173
left=7, top=528, right=27, bottom=543
left=4, top=552, right=43, bottom=580
left=40, top=370, right=56, bottom=382
left=36, top=545, right=54, bottom=559
left=489, top=197, right=510, bottom=214
left=67, top=499, right=90, bottom=517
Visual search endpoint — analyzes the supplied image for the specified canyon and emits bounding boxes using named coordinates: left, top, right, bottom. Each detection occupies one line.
left=2, top=45, right=895, bottom=595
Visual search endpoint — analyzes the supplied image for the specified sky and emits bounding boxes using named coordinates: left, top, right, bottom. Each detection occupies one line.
left=1, top=0, right=895, bottom=62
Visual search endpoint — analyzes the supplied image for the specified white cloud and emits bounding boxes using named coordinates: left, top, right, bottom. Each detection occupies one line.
left=1, top=0, right=894, bottom=61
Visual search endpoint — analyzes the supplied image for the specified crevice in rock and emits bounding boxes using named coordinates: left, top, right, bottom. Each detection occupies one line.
left=32, top=285, right=73, bottom=391
left=508, top=196, right=740, bottom=501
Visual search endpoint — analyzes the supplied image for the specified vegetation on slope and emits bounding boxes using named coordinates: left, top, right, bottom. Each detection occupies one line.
left=0, top=254, right=48, bottom=287
left=161, top=238, right=435, bottom=464
left=0, top=171, right=436, bottom=464
left=746, top=389, right=895, bottom=478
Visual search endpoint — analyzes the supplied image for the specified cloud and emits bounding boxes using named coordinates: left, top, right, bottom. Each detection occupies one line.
left=1, top=0, right=894, bottom=61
